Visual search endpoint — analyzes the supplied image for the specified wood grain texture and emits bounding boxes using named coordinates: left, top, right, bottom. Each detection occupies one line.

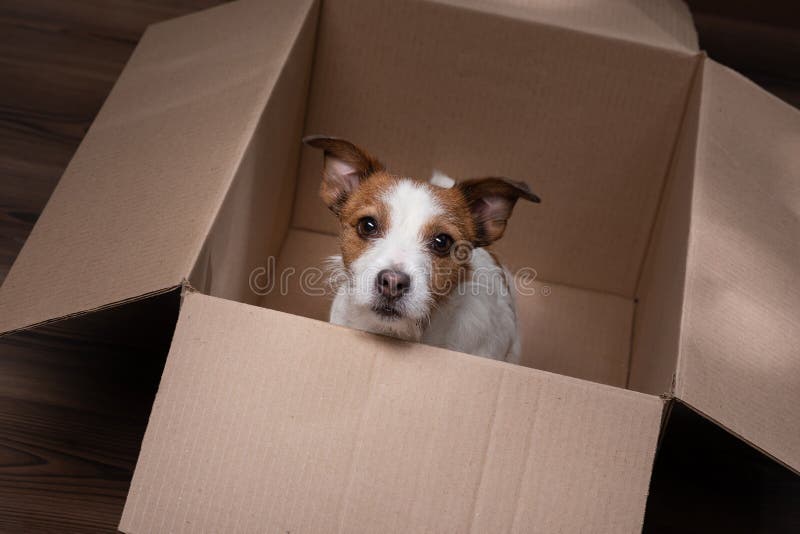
left=0, top=1, right=797, bottom=532
left=0, top=290, right=181, bottom=533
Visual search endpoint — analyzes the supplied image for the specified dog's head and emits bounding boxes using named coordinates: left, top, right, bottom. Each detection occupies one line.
left=305, top=135, right=540, bottom=336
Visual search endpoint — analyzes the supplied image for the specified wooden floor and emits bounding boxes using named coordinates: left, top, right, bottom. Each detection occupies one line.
left=0, top=1, right=797, bottom=532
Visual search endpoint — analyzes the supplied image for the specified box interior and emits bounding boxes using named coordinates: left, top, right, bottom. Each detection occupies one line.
left=190, top=0, right=701, bottom=391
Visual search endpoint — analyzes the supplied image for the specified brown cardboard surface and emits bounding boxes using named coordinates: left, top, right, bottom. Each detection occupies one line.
left=628, top=58, right=702, bottom=395
left=120, top=292, right=664, bottom=534
left=0, top=0, right=316, bottom=334
left=515, top=281, right=633, bottom=388
left=259, top=229, right=341, bottom=322
left=292, top=0, right=698, bottom=297
left=676, top=59, right=800, bottom=471
left=189, top=1, right=319, bottom=305
left=262, top=230, right=634, bottom=387
left=434, top=0, right=698, bottom=54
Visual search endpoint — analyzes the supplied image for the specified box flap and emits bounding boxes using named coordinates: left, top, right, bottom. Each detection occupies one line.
left=675, top=59, right=800, bottom=472
left=121, top=293, right=664, bottom=533
left=435, top=0, right=698, bottom=54
left=0, top=0, right=316, bottom=334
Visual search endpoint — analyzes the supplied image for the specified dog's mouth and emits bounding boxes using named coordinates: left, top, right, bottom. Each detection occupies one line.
left=372, top=302, right=402, bottom=319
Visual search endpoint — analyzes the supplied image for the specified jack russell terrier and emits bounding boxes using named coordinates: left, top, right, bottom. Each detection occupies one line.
left=305, top=135, right=540, bottom=363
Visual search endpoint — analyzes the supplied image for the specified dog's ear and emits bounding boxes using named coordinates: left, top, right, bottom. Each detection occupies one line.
left=303, top=135, right=385, bottom=215
left=457, top=177, right=541, bottom=246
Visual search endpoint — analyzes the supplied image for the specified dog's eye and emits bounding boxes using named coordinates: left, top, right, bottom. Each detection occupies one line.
left=357, top=216, right=379, bottom=238
left=431, top=233, right=453, bottom=255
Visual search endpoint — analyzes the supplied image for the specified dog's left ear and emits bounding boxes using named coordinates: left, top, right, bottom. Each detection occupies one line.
left=303, top=135, right=385, bottom=215
left=457, top=177, right=541, bottom=247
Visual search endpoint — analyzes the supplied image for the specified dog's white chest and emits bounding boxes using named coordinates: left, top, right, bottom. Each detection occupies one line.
left=421, top=249, right=520, bottom=363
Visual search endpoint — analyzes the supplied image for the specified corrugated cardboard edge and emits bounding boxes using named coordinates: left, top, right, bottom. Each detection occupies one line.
left=675, top=58, right=800, bottom=473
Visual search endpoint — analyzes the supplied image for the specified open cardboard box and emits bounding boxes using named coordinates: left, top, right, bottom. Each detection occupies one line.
left=0, top=0, right=797, bottom=531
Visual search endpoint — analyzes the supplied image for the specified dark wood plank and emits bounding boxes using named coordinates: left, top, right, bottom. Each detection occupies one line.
left=0, top=290, right=180, bottom=533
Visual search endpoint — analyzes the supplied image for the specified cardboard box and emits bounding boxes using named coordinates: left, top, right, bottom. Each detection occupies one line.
left=0, top=0, right=797, bottom=531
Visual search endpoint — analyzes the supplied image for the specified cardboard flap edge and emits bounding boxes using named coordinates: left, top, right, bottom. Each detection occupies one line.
left=676, top=57, right=800, bottom=472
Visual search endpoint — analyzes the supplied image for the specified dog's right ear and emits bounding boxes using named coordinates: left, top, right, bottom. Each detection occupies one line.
left=303, top=135, right=385, bottom=215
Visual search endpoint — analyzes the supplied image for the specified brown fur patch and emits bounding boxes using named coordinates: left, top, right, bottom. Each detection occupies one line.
left=420, top=186, right=477, bottom=302
left=456, top=177, right=540, bottom=246
left=305, top=136, right=385, bottom=214
left=337, top=172, right=399, bottom=269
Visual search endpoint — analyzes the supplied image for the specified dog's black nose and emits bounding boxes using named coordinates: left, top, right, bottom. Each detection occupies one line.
left=377, top=269, right=411, bottom=299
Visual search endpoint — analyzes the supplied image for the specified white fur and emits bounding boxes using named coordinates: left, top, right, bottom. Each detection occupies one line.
left=422, top=248, right=520, bottom=363
left=329, top=179, right=520, bottom=363
left=429, top=170, right=455, bottom=189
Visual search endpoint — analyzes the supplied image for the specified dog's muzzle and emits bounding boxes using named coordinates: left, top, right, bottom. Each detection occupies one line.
left=373, top=269, right=410, bottom=318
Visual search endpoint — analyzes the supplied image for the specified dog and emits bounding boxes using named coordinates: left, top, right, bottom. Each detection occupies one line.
left=304, top=135, right=540, bottom=363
